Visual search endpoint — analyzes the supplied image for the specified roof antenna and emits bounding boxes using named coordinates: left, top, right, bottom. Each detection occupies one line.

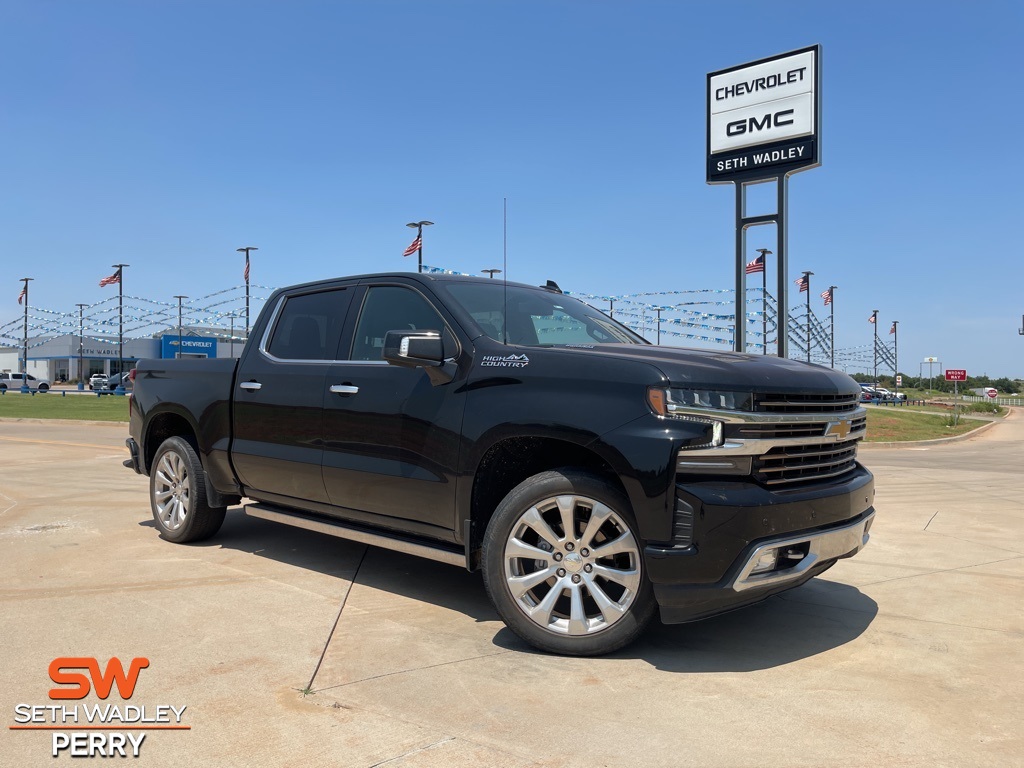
left=503, top=197, right=508, bottom=345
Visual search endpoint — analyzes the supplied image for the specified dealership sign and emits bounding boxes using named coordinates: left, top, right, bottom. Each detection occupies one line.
left=160, top=335, right=217, bottom=359
left=707, top=45, right=820, bottom=183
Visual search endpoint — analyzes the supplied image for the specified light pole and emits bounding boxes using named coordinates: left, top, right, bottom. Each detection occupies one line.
left=655, top=307, right=663, bottom=345
left=608, top=298, right=614, bottom=319
left=19, top=277, right=33, bottom=393
left=76, top=303, right=88, bottom=390
left=801, top=271, right=813, bottom=362
left=237, top=246, right=257, bottom=339
left=228, top=313, right=236, bottom=357
left=174, top=296, right=188, bottom=359
left=891, top=320, right=899, bottom=398
left=482, top=269, right=502, bottom=279
left=871, top=309, right=879, bottom=385
left=405, top=221, right=433, bottom=274
left=756, top=248, right=771, bottom=354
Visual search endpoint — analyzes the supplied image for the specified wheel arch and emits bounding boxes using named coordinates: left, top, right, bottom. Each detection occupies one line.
left=142, top=407, right=202, bottom=476
left=466, top=435, right=629, bottom=567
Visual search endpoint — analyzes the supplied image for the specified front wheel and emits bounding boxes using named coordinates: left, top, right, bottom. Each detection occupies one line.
left=482, top=470, right=656, bottom=656
left=149, top=436, right=226, bottom=543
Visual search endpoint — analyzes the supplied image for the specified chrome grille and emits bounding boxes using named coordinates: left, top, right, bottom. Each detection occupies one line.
left=734, top=414, right=866, bottom=440
left=754, top=393, right=859, bottom=414
left=754, top=440, right=861, bottom=486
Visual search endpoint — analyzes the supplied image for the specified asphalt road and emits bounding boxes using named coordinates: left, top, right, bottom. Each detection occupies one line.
left=0, top=415, right=1020, bottom=767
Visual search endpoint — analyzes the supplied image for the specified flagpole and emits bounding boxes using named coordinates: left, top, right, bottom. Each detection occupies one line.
left=406, top=221, right=433, bottom=274
left=20, top=277, right=33, bottom=393
left=762, top=261, right=767, bottom=354
left=237, top=247, right=258, bottom=339
left=828, top=286, right=837, bottom=369
left=802, top=271, right=813, bottom=363
left=756, top=249, right=771, bottom=355
left=112, top=264, right=129, bottom=393
left=871, top=309, right=879, bottom=385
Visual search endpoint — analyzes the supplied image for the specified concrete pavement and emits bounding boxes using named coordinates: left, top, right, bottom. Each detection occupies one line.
left=0, top=413, right=1021, bottom=767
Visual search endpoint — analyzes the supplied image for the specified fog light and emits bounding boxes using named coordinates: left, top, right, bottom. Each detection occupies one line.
left=750, top=548, right=778, bottom=574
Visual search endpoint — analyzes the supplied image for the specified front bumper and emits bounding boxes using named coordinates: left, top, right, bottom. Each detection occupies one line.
left=644, top=465, right=875, bottom=623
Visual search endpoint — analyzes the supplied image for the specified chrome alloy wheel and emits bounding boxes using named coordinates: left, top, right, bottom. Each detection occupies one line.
left=503, top=494, right=642, bottom=637
left=153, top=450, right=191, bottom=531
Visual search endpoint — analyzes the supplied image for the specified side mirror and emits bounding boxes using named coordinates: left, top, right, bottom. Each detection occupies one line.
left=383, top=331, right=444, bottom=368
left=382, top=331, right=455, bottom=386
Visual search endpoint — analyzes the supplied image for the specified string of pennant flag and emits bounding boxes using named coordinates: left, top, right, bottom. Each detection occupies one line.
left=6, top=264, right=897, bottom=374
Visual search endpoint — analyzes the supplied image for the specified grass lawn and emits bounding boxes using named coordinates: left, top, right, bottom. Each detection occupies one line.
left=0, top=391, right=130, bottom=422
left=864, top=407, right=983, bottom=442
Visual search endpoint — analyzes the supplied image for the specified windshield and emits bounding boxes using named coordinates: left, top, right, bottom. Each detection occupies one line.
left=444, top=282, right=647, bottom=346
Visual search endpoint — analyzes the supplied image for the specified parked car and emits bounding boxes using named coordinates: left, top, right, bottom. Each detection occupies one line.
left=0, top=372, right=51, bottom=392
left=89, top=374, right=109, bottom=391
left=872, top=388, right=906, bottom=401
left=106, top=372, right=134, bottom=391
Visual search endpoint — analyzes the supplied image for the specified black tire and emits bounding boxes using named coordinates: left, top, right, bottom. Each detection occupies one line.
left=481, top=469, right=656, bottom=656
left=149, top=436, right=226, bottom=543
left=38, top=383, right=49, bottom=392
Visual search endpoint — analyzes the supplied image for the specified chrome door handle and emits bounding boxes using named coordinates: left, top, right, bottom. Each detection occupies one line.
left=329, top=384, right=359, bottom=395
left=239, top=381, right=262, bottom=392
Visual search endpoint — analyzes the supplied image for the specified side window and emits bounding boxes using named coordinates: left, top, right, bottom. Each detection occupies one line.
left=350, top=286, right=454, bottom=361
left=266, top=289, right=351, bottom=361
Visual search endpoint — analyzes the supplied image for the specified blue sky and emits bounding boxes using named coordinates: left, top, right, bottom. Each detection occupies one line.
left=1, top=1, right=1021, bottom=377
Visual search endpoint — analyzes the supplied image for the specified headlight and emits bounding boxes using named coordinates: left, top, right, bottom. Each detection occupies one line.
left=648, top=387, right=736, bottom=449
left=647, top=387, right=752, bottom=416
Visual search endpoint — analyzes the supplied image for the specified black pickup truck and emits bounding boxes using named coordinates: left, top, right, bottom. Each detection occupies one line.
left=125, top=272, right=875, bottom=656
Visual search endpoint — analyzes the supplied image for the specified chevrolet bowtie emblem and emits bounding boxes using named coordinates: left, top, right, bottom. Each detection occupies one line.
left=825, top=420, right=852, bottom=440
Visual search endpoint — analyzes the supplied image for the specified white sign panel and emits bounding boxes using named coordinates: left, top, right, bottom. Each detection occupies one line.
left=710, top=92, right=814, bottom=153
left=706, top=46, right=820, bottom=183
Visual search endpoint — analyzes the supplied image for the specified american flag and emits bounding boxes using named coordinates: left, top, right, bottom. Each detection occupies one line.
left=820, top=288, right=832, bottom=306
left=868, top=314, right=876, bottom=324
left=402, top=235, right=421, bottom=257
left=794, top=275, right=809, bottom=293
left=17, top=286, right=27, bottom=305
left=99, top=269, right=121, bottom=287
left=744, top=254, right=765, bottom=275
left=243, top=258, right=250, bottom=283
left=889, top=322, right=897, bottom=335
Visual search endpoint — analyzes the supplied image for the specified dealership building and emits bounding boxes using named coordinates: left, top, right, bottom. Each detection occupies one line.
left=0, top=328, right=239, bottom=383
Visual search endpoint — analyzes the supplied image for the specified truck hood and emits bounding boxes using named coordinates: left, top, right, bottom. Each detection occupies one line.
left=568, top=344, right=859, bottom=395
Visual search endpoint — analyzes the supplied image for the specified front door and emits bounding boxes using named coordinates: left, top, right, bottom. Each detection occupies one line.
left=321, top=283, right=466, bottom=533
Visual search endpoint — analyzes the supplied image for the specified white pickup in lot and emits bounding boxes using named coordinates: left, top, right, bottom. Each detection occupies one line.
left=0, top=372, right=51, bottom=391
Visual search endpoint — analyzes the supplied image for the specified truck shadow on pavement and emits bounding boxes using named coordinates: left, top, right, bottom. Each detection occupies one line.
left=142, top=510, right=878, bottom=673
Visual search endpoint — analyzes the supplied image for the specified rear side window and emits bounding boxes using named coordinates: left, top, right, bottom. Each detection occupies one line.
left=265, top=289, right=351, bottom=361
left=350, top=286, right=454, bottom=361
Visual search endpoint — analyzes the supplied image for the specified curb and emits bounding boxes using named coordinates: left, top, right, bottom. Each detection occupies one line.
left=0, top=417, right=128, bottom=427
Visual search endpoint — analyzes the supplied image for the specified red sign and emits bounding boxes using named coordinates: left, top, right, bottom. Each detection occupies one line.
left=945, top=369, right=967, bottom=381
left=988, top=390, right=998, bottom=399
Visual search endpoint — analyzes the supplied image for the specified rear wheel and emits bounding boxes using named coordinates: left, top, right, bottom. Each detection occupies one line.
left=482, top=470, right=655, bottom=656
left=149, top=437, right=226, bottom=543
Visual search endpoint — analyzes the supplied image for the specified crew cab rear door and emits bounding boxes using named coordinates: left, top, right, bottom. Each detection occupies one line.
left=321, top=281, right=466, bottom=534
left=231, top=284, right=355, bottom=504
